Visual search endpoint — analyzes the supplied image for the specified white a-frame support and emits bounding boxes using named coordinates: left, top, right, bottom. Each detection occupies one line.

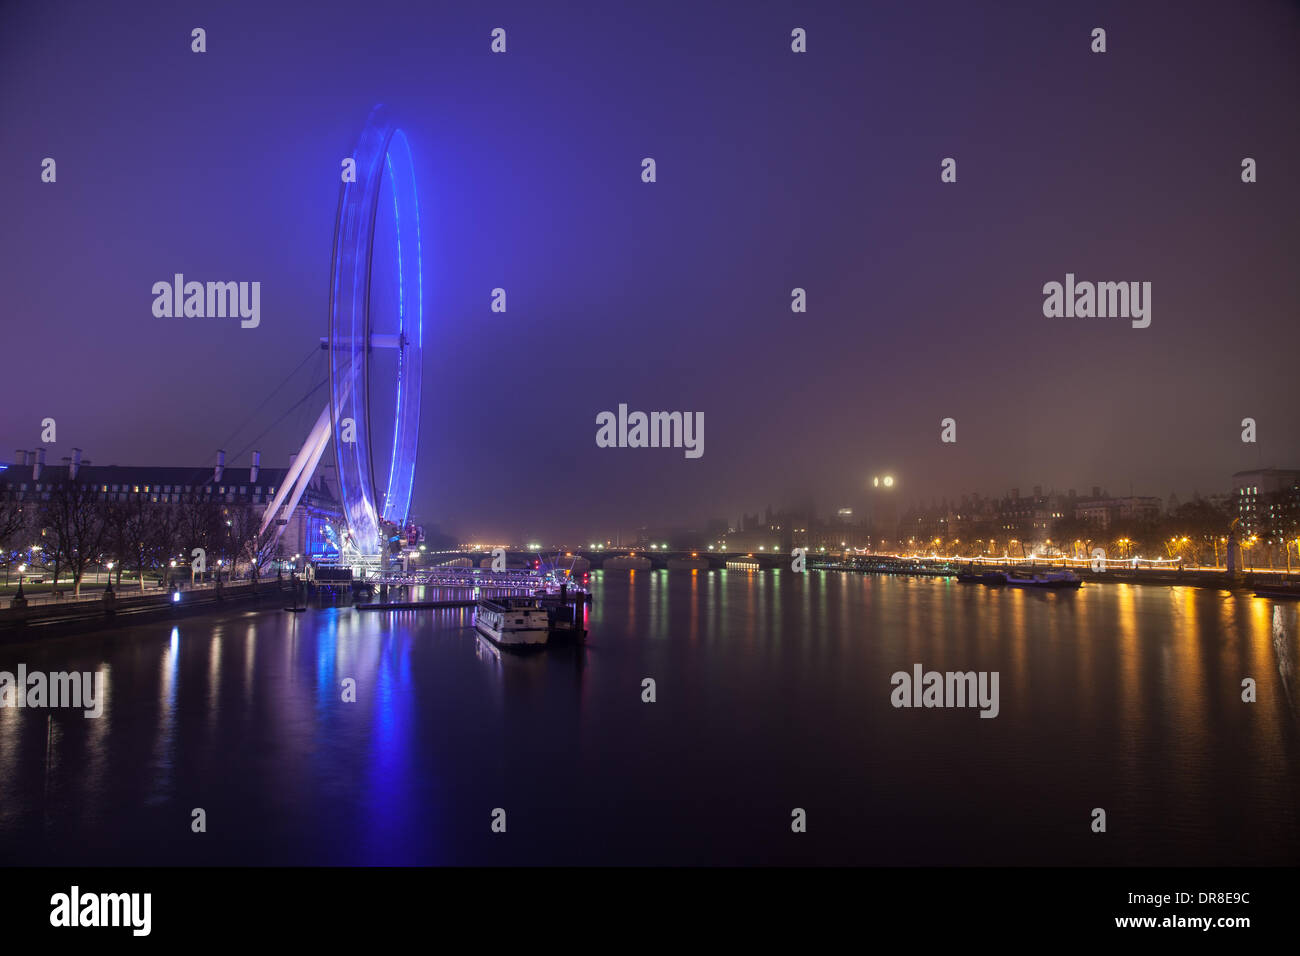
left=261, top=346, right=378, bottom=555
left=260, top=401, right=334, bottom=550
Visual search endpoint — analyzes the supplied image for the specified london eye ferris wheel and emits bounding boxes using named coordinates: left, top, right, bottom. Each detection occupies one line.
left=260, top=105, right=424, bottom=558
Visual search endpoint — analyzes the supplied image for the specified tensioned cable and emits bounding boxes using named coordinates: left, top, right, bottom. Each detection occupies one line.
left=288, top=348, right=326, bottom=465
left=228, top=376, right=329, bottom=469
left=211, top=345, right=320, bottom=457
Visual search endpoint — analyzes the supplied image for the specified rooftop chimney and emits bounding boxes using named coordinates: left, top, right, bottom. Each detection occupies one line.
left=33, top=448, right=45, bottom=481
left=1092, top=486, right=1101, bottom=499
left=250, top=450, right=261, bottom=484
left=215, top=449, right=226, bottom=483
left=70, top=447, right=82, bottom=480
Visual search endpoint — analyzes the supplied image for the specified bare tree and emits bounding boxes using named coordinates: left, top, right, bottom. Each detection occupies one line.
left=224, top=502, right=275, bottom=580
left=0, top=497, right=35, bottom=584
left=103, top=499, right=135, bottom=588
left=149, top=503, right=183, bottom=587
left=178, top=495, right=223, bottom=582
left=0, top=498, right=27, bottom=547
left=104, top=494, right=158, bottom=591
left=44, top=479, right=106, bottom=597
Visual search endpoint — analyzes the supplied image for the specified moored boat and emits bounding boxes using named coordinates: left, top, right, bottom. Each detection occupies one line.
left=958, top=570, right=1007, bottom=585
left=1004, top=570, right=1082, bottom=589
left=1253, top=587, right=1300, bottom=600
left=474, top=596, right=550, bottom=647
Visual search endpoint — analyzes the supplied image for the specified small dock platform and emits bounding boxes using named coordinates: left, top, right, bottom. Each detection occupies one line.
left=356, top=599, right=477, bottom=610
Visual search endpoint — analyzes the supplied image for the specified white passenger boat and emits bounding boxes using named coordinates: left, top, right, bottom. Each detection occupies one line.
left=474, top=597, right=550, bottom=647
left=1004, top=570, right=1082, bottom=589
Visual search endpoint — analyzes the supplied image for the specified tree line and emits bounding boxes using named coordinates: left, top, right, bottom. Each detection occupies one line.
left=0, top=483, right=281, bottom=597
left=901, top=496, right=1298, bottom=570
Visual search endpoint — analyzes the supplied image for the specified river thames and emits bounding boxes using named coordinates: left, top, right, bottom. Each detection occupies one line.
left=1, top=570, right=1297, bottom=866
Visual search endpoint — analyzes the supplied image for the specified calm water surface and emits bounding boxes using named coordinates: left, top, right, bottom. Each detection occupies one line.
left=2, top=570, right=1297, bottom=865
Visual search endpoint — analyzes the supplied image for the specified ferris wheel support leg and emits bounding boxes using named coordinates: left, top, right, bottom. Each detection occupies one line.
left=259, top=401, right=334, bottom=548
left=260, top=355, right=360, bottom=550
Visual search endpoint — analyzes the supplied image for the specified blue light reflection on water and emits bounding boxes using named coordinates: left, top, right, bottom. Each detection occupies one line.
left=362, top=613, right=419, bottom=864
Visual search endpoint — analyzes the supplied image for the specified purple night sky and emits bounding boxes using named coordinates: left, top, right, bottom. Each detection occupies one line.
left=2, top=0, right=1297, bottom=541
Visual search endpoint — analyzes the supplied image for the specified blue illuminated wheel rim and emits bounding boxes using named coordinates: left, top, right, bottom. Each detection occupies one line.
left=327, top=104, right=423, bottom=555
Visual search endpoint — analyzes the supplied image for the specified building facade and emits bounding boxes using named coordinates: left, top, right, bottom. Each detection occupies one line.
left=1232, top=468, right=1300, bottom=542
left=1, top=449, right=343, bottom=564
